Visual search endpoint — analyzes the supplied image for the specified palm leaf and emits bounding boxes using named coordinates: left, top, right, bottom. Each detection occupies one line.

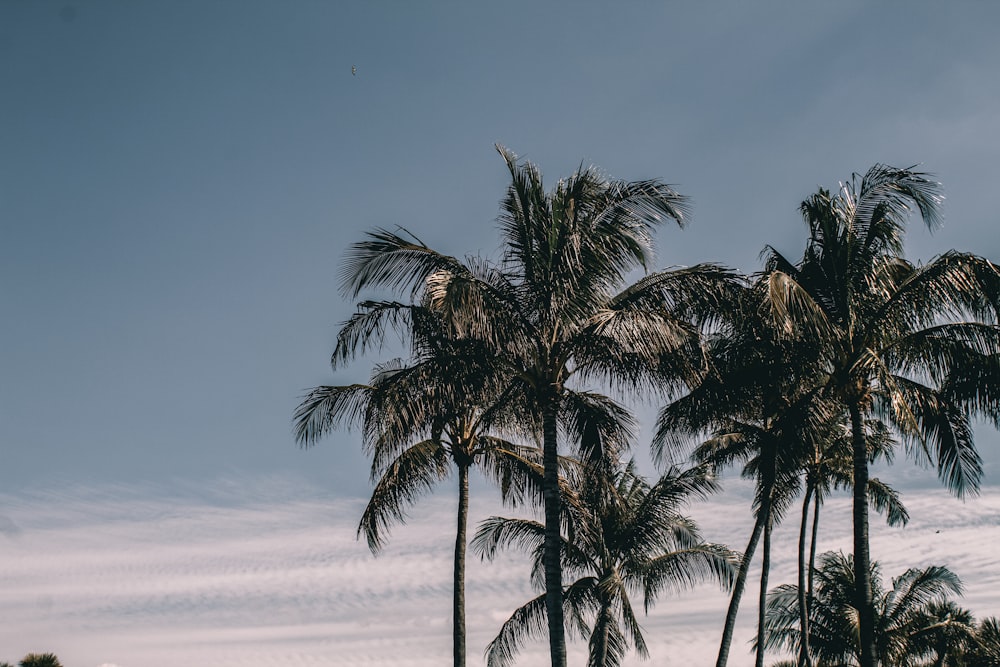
left=358, top=440, right=450, bottom=552
left=293, top=383, right=372, bottom=447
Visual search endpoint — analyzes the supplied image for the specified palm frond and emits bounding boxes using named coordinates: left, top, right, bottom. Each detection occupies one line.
left=640, top=545, right=739, bottom=608
left=866, top=477, right=910, bottom=527
left=485, top=592, right=549, bottom=667
left=358, top=439, right=450, bottom=552
left=477, top=443, right=547, bottom=507
left=558, top=390, right=636, bottom=464
left=330, top=300, right=416, bottom=368
left=887, top=375, right=983, bottom=498
left=293, top=383, right=372, bottom=447
left=767, top=269, right=834, bottom=341
left=340, top=226, right=471, bottom=299
left=472, top=516, right=546, bottom=562
left=616, top=587, right=650, bottom=660
left=852, top=164, right=944, bottom=245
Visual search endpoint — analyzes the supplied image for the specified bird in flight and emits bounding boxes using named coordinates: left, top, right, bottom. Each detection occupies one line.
left=352, top=65, right=357, bottom=76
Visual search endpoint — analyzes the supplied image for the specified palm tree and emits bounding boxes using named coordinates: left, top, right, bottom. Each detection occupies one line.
left=764, top=166, right=1000, bottom=667
left=965, top=616, right=1000, bottom=666
left=18, top=656, right=62, bottom=667
left=339, top=145, right=736, bottom=666
left=761, top=551, right=965, bottom=667
left=295, top=303, right=544, bottom=667
left=795, top=417, right=910, bottom=667
left=908, top=600, right=978, bottom=667
left=473, top=460, right=738, bottom=667
left=654, top=276, right=829, bottom=667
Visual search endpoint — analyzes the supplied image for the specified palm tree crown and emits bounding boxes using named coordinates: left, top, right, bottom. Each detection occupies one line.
left=474, top=460, right=738, bottom=667
left=762, top=551, right=966, bottom=667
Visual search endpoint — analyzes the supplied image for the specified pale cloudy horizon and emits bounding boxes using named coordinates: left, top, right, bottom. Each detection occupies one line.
left=2, top=474, right=998, bottom=666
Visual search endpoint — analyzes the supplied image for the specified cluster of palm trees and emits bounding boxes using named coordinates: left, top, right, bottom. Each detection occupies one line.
left=296, top=146, right=1000, bottom=667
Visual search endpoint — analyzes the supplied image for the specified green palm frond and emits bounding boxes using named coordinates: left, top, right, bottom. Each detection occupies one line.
left=331, top=300, right=416, bottom=367
left=340, top=226, right=471, bottom=299
left=865, top=477, right=909, bottom=527
left=768, top=269, right=835, bottom=341
left=485, top=592, right=550, bottom=667
left=876, top=253, right=1000, bottom=337
left=358, top=439, right=450, bottom=552
left=968, top=616, right=1000, bottom=664
left=607, top=263, right=744, bottom=328
left=476, top=442, right=547, bottom=507
left=423, top=256, right=527, bottom=348
left=882, top=566, right=963, bottom=632
left=472, top=516, right=546, bottom=562
left=616, top=586, right=649, bottom=661
left=639, top=545, right=739, bottom=607
left=882, top=322, right=1000, bottom=385
left=558, top=390, right=636, bottom=465
left=293, top=383, right=372, bottom=447
left=884, top=375, right=983, bottom=498
left=942, top=351, right=1000, bottom=427
left=486, top=577, right=601, bottom=667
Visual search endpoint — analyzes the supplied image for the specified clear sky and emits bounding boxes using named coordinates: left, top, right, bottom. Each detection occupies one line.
left=2, top=1, right=1000, bottom=665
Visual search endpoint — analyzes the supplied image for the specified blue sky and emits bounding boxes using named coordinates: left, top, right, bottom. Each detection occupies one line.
left=2, top=1, right=1000, bottom=665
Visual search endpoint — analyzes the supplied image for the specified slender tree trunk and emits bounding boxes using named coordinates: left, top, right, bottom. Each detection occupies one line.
left=716, top=503, right=767, bottom=667
left=453, top=463, right=470, bottom=667
left=755, top=518, right=772, bottom=667
left=849, top=402, right=876, bottom=667
left=542, top=394, right=567, bottom=667
left=591, top=597, right=613, bottom=667
left=797, top=484, right=814, bottom=667
left=808, top=490, right=821, bottom=609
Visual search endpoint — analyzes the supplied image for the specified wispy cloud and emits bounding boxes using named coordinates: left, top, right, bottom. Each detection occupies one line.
left=1, top=476, right=998, bottom=666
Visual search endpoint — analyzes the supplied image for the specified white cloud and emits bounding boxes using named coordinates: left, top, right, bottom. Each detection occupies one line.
left=0, top=477, right=997, bottom=666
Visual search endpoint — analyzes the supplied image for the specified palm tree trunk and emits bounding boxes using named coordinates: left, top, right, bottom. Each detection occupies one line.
left=797, top=484, right=814, bottom=667
left=755, top=518, right=772, bottom=667
left=591, top=597, right=613, bottom=667
left=808, top=489, right=820, bottom=608
left=542, top=394, right=567, bottom=667
left=849, top=402, right=876, bottom=667
left=453, top=463, right=470, bottom=667
left=716, top=505, right=767, bottom=667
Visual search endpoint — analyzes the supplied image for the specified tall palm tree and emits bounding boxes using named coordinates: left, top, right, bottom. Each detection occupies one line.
left=654, top=276, right=828, bottom=667
left=764, top=166, right=1000, bottom=667
left=795, top=417, right=910, bottom=667
left=295, top=303, right=544, bottom=667
left=473, top=460, right=738, bottom=667
left=339, top=146, right=736, bottom=666
left=761, top=551, right=965, bottom=667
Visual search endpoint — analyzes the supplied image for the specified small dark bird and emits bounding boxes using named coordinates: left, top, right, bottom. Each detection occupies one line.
left=352, top=65, right=356, bottom=76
